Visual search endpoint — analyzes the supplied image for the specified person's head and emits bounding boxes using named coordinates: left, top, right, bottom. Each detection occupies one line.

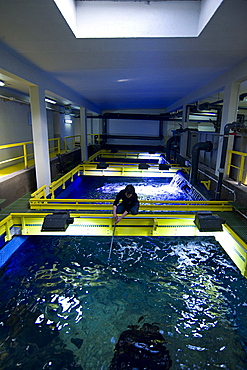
left=125, top=185, right=135, bottom=198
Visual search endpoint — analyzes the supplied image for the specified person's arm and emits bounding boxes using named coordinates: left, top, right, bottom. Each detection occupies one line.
left=115, top=210, right=128, bottom=224
left=113, top=204, right=117, bottom=221
left=113, top=191, right=121, bottom=221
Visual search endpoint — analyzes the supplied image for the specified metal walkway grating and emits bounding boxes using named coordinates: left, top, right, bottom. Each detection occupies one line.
left=217, top=211, right=247, bottom=244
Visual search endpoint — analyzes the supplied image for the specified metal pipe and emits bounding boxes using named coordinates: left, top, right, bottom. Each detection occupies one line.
left=166, top=136, right=180, bottom=162
left=190, top=141, right=213, bottom=185
left=215, top=122, right=243, bottom=200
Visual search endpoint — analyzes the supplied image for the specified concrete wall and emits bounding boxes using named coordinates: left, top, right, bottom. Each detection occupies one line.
left=0, top=149, right=81, bottom=210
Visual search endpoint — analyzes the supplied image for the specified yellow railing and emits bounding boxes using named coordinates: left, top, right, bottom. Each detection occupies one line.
left=87, top=149, right=183, bottom=169
left=49, top=137, right=61, bottom=154
left=40, top=162, right=184, bottom=200
left=88, top=150, right=102, bottom=162
left=0, top=212, right=246, bottom=276
left=64, top=135, right=81, bottom=151
left=29, top=161, right=232, bottom=211
left=49, top=165, right=81, bottom=198
left=87, top=133, right=101, bottom=145
left=0, top=138, right=61, bottom=169
left=226, top=150, right=247, bottom=185
left=31, top=185, right=47, bottom=199
left=29, top=197, right=233, bottom=212
left=0, top=214, right=13, bottom=241
left=0, top=141, right=33, bottom=169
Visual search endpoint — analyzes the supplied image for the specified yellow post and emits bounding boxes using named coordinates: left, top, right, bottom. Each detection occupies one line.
left=57, top=138, right=61, bottom=154
left=23, top=143, right=28, bottom=168
left=5, top=217, right=12, bottom=241
left=152, top=219, right=158, bottom=235
left=226, top=150, right=233, bottom=176
left=42, top=187, right=47, bottom=199
left=238, top=154, right=245, bottom=184
left=21, top=215, right=26, bottom=235
left=50, top=186, right=55, bottom=199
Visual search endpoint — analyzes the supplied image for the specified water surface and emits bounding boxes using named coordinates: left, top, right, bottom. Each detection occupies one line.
left=0, top=235, right=246, bottom=369
left=56, top=175, right=188, bottom=201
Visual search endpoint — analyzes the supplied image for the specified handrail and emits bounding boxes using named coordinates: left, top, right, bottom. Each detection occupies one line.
left=0, top=214, right=13, bottom=241
left=31, top=161, right=189, bottom=201
left=48, top=138, right=61, bottom=155
left=226, top=150, right=247, bottom=185
left=87, top=150, right=182, bottom=168
left=87, top=133, right=101, bottom=145
left=100, top=152, right=162, bottom=159
left=31, top=185, right=47, bottom=199
left=0, top=141, right=33, bottom=169
left=29, top=197, right=233, bottom=212
left=87, top=149, right=104, bottom=162
left=0, top=138, right=61, bottom=170
left=46, top=162, right=186, bottom=199
left=64, top=135, right=81, bottom=152
left=1, top=212, right=246, bottom=276
left=0, top=141, right=33, bottom=149
left=49, top=165, right=81, bottom=198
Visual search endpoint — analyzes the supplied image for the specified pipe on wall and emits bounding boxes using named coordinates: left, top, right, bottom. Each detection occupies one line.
left=215, top=121, right=244, bottom=200
left=189, top=141, right=213, bottom=186
left=166, top=135, right=180, bottom=162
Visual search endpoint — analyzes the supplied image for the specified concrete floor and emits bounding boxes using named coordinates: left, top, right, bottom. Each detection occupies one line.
left=0, top=191, right=32, bottom=221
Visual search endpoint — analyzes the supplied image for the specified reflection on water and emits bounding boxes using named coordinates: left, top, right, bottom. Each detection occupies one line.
left=57, top=176, right=189, bottom=201
left=0, top=236, right=247, bottom=369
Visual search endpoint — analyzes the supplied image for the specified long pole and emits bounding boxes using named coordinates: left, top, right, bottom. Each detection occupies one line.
left=108, top=223, right=116, bottom=261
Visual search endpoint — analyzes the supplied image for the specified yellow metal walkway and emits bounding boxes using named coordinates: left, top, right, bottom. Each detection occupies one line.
left=0, top=211, right=246, bottom=277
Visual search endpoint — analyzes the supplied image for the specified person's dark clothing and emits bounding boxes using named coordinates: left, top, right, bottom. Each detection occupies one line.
left=113, top=190, right=139, bottom=214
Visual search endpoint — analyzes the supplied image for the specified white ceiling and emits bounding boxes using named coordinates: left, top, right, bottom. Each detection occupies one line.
left=0, top=0, right=247, bottom=112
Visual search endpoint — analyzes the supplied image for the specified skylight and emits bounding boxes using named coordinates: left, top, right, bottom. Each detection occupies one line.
left=53, top=0, right=223, bottom=38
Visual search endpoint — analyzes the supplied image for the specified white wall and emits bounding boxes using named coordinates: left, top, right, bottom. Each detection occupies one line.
left=108, top=119, right=159, bottom=136
left=106, top=119, right=161, bottom=146
left=0, top=99, right=60, bottom=165
left=0, top=99, right=32, bottom=145
left=0, top=99, right=32, bottom=163
left=47, top=110, right=55, bottom=139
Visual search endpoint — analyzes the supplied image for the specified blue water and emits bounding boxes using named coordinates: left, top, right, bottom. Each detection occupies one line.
left=0, top=235, right=247, bottom=369
left=56, top=175, right=189, bottom=201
